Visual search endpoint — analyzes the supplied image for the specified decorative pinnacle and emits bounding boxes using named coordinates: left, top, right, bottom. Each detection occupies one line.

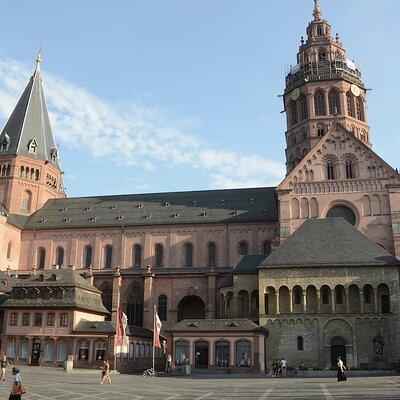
left=313, top=0, right=323, bottom=21
left=35, top=45, right=42, bottom=72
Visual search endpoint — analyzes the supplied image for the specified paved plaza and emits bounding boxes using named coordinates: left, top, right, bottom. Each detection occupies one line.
left=0, top=367, right=399, bottom=399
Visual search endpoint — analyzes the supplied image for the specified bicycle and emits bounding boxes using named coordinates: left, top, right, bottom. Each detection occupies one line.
left=143, top=368, right=157, bottom=377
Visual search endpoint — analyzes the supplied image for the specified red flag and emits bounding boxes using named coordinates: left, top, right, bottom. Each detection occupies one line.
left=153, top=306, right=162, bottom=348
left=115, top=308, right=128, bottom=347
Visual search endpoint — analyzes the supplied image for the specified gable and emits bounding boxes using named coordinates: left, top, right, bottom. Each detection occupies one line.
left=278, top=123, right=400, bottom=191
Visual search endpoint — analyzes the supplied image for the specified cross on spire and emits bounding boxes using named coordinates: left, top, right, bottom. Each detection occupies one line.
left=35, top=45, right=42, bottom=72
left=313, top=0, right=323, bottom=21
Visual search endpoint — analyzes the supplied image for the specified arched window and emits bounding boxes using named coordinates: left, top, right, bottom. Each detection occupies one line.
left=335, top=286, right=344, bottom=305
left=250, top=290, right=259, bottom=317
left=103, top=245, right=113, bottom=269
left=20, top=190, right=32, bottom=213
left=297, top=336, right=304, bottom=351
left=133, top=244, right=142, bottom=268
left=290, top=101, right=298, bottom=126
left=293, top=286, right=302, bottom=305
left=291, top=198, right=300, bottom=219
left=238, top=241, right=248, bottom=256
left=327, top=205, right=356, bottom=226
left=207, top=242, right=217, bottom=267
left=362, top=195, right=372, bottom=217
left=236, top=340, right=251, bottom=367
left=6, top=242, right=12, bottom=259
left=318, top=50, right=327, bottom=61
left=314, top=90, right=326, bottom=116
left=321, top=286, right=330, bottom=305
left=126, top=283, right=144, bottom=326
left=238, top=290, right=249, bottom=317
left=55, top=247, right=64, bottom=267
left=345, top=161, right=355, bottom=179
left=175, top=341, right=189, bottom=366
left=346, top=92, right=355, bottom=117
left=215, top=341, right=229, bottom=367
left=155, top=244, right=163, bottom=267
left=37, top=247, right=46, bottom=269
left=329, top=89, right=341, bottom=115
left=356, top=97, right=364, bottom=121
left=184, top=243, right=193, bottom=267
left=263, top=241, right=272, bottom=256
left=326, top=163, right=335, bottom=180
left=363, top=285, right=373, bottom=304
left=100, top=282, right=112, bottom=320
left=299, top=96, right=308, bottom=121
left=301, top=198, right=309, bottom=219
left=317, top=124, right=326, bottom=137
left=83, top=245, right=92, bottom=268
left=157, top=294, right=167, bottom=321
left=78, top=339, right=89, bottom=361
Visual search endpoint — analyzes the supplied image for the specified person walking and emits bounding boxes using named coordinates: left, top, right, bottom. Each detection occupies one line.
left=1, top=356, right=10, bottom=381
left=100, top=360, right=111, bottom=385
left=280, top=358, right=287, bottom=377
left=9, top=367, right=26, bottom=400
left=165, top=353, right=172, bottom=373
left=337, top=356, right=347, bottom=382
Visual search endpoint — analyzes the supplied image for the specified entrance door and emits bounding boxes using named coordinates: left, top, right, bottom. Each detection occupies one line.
left=330, top=336, right=346, bottom=368
left=195, top=341, right=209, bottom=368
left=31, top=339, right=41, bottom=366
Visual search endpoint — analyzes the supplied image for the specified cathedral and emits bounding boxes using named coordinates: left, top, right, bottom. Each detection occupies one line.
left=0, top=0, right=399, bottom=372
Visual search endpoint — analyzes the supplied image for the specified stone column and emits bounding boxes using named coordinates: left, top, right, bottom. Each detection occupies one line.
left=111, top=268, right=122, bottom=326
left=360, top=290, right=364, bottom=313
left=289, top=289, right=293, bottom=313
left=302, top=291, right=307, bottom=313
left=142, top=266, right=155, bottom=329
left=276, top=290, right=280, bottom=314
left=317, top=289, right=321, bottom=312
left=345, top=289, right=349, bottom=313
left=331, top=290, right=335, bottom=313
left=206, top=273, right=217, bottom=319
left=374, top=289, right=379, bottom=313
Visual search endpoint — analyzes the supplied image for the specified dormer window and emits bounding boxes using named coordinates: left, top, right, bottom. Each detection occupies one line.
left=28, top=138, right=38, bottom=154
left=50, top=147, right=58, bottom=162
left=0, top=134, right=10, bottom=151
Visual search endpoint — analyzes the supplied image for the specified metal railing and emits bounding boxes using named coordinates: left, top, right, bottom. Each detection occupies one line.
left=285, top=60, right=363, bottom=89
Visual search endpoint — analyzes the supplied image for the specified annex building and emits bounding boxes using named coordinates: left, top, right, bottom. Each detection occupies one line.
left=0, top=0, right=398, bottom=372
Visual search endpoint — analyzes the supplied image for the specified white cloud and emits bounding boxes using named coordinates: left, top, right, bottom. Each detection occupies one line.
left=0, top=55, right=285, bottom=189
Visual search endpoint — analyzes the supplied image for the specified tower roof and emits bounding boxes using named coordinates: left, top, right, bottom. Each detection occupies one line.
left=0, top=53, right=61, bottom=168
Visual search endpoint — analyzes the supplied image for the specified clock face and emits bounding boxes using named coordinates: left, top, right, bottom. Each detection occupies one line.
left=351, top=84, right=361, bottom=97
left=291, top=88, right=301, bottom=101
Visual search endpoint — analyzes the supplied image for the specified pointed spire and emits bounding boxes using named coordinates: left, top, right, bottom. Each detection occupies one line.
left=313, top=0, right=323, bottom=21
left=0, top=49, right=61, bottom=171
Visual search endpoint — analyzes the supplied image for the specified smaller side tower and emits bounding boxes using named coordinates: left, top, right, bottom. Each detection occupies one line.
left=0, top=53, right=65, bottom=215
left=283, top=0, right=370, bottom=174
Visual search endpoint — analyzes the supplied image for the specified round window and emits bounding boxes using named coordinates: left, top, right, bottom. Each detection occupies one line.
left=326, top=205, right=356, bottom=226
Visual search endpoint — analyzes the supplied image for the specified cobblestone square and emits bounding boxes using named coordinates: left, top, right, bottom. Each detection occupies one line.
left=0, top=367, right=399, bottom=399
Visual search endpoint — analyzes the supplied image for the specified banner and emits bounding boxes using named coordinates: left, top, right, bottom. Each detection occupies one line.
left=153, top=306, right=162, bottom=348
left=115, top=308, right=128, bottom=355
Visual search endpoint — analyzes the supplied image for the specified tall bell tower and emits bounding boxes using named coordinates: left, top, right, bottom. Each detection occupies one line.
left=284, top=0, right=370, bottom=174
left=0, top=52, right=65, bottom=215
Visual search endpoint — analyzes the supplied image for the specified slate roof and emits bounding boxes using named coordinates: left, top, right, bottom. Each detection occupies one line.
left=234, top=255, right=266, bottom=274
left=0, top=65, right=61, bottom=170
left=11, top=268, right=101, bottom=293
left=3, top=268, right=108, bottom=314
left=74, top=319, right=116, bottom=334
left=260, top=218, right=400, bottom=268
left=168, top=319, right=268, bottom=334
left=126, top=325, right=166, bottom=340
left=22, top=187, right=277, bottom=230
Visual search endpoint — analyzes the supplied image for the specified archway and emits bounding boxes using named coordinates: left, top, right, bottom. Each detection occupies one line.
left=177, top=295, right=205, bottom=322
left=330, top=336, right=346, bottom=368
left=326, top=205, right=356, bottom=225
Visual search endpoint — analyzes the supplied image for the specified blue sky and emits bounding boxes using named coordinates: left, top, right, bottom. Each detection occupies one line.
left=0, top=0, right=399, bottom=197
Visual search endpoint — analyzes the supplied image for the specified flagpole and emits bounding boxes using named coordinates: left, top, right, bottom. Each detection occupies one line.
left=114, top=307, right=118, bottom=372
left=152, top=305, right=156, bottom=371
